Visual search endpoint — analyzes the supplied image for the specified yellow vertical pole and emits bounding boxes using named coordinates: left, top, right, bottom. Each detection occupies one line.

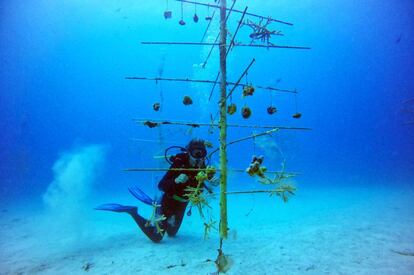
left=219, top=0, right=228, bottom=239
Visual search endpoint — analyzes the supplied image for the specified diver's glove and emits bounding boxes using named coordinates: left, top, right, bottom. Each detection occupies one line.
left=175, top=173, right=189, bottom=184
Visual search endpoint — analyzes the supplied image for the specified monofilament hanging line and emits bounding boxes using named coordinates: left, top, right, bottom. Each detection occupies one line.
left=226, top=58, right=256, bottom=100
left=181, top=1, right=184, bottom=20
left=200, top=0, right=220, bottom=42
left=294, top=93, right=298, bottom=113
left=225, top=6, right=247, bottom=57
left=201, top=0, right=237, bottom=68
left=210, top=58, right=255, bottom=123
left=207, top=6, right=247, bottom=100
left=252, top=131, right=256, bottom=155
left=175, top=0, right=294, bottom=26
left=208, top=128, right=280, bottom=158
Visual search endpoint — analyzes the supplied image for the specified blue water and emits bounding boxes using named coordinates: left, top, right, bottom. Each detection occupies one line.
left=1, top=0, right=414, bottom=273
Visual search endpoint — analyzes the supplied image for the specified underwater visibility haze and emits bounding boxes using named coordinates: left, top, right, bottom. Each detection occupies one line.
left=1, top=0, right=414, bottom=274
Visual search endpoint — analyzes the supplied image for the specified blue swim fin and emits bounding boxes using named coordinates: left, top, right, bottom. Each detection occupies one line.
left=128, top=186, right=154, bottom=206
left=95, top=203, right=137, bottom=214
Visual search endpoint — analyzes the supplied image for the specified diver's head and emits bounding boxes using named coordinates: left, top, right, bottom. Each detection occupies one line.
left=186, top=138, right=207, bottom=168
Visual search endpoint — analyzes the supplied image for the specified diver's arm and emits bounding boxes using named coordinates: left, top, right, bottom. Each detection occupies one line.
left=158, top=166, right=180, bottom=194
left=158, top=155, right=186, bottom=194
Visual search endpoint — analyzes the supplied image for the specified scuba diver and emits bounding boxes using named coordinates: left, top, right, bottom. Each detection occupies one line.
left=95, top=138, right=217, bottom=243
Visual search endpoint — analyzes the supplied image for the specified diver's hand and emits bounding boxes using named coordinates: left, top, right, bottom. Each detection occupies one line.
left=208, top=176, right=220, bottom=187
left=175, top=174, right=189, bottom=184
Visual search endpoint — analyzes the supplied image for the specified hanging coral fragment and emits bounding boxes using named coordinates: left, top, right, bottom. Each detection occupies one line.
left=267, top=106, right=277, bottom=115
left=144, top=121, right=160, bottom=128
left=227, top=103, right=237, bottom=115
left=153, top=102, right=161, bottom=111
left=292, top=112, right=302, bottom=119
left=179, top=1, right=186, bottom=25
left=164, top=0, right=172, bottom=19
left=164, top=11, right=172, bottom=19
left=193, top=1, right=199, bottom=23
left=183, top=95, right=193, bottom=105
left=246, top=155, right=267, bottom=178
left=242, top=85, right=255, bottom=97
left=241, top=106, right=252, bottom=119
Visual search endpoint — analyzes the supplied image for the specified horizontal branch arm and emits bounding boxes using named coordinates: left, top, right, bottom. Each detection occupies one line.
left=133, top=119, right=312, bottom=131
left=141, top=41, right=311, bottom=50
left=123, top=167, right=300, bottom=175
left=125, top=76, right=298, bottom=94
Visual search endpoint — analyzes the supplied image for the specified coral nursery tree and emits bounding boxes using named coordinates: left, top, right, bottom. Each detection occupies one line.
left=125, top=0, right=311, bottom=272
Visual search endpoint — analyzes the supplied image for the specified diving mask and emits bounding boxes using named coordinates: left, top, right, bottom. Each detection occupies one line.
left=190, top=147, right=207, bottom=159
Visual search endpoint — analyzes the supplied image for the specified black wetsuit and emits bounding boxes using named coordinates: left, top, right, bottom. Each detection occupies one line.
left=130, top=153, right=202, bottom=243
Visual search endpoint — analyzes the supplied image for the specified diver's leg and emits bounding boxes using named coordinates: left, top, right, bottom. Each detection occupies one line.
left=95, top=203, right=164, bottom=243
left=158, top=194, right=187, bottom=237
left=129, top=212, right=165, bottom=243
left=164, top=201, right=188, bottom=237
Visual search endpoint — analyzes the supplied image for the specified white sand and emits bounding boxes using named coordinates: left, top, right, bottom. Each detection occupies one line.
left=1, top=184, right=414, bottom=274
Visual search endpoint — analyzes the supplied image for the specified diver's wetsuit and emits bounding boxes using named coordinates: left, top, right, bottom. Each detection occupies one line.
left=130, top=153, right=203, bottom=243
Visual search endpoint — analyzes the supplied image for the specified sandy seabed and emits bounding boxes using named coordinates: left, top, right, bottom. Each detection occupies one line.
left=1, top=184, right=413, bottom=275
